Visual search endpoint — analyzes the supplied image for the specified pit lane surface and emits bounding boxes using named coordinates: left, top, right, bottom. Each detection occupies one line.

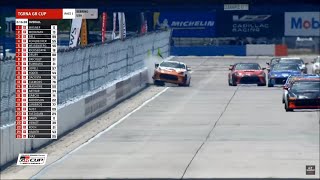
left=33, top=56, right=319, bottom=179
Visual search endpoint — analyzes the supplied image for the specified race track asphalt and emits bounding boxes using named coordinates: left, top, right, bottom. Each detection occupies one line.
left=32, top=56, right=320, bottom=179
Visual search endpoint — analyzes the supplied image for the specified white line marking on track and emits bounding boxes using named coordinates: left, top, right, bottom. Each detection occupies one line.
left=31, top=87, right=170, bottom=179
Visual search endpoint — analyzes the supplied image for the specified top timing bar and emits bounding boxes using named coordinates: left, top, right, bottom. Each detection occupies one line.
left=16, top=9, right=98, bottom=19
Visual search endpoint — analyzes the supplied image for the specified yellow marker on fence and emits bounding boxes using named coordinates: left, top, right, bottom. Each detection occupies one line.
left=80, top=19, right=88, bottom=46
left=157, top=48, right=163, bottom=59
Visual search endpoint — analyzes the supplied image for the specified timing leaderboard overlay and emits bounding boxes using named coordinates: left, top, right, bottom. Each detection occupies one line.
left=15, top=9, right=97, bottom=139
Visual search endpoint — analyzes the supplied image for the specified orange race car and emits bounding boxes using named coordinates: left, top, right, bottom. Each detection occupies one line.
left=152, top=60, right=191, bottom=86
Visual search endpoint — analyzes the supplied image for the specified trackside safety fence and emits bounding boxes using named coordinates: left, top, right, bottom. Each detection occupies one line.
left=0, top=30, right=171, bottom=127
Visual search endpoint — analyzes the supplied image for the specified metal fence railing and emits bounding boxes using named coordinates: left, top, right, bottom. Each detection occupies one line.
left=0, top=60, right=16, bottom=127
left=0, top=30, right=171, bottom=127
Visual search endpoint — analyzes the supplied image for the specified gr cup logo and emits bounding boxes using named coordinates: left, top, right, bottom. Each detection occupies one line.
left=19, top=155, right=30, bottom=162
left=285, top=12, right=320, bottom=36
left=17, top=153, right=47, bottom=165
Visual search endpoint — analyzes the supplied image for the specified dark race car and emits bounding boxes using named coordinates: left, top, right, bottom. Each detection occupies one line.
left=228, top=63, right=266, bottom=86
left=282, top=74, right=320, bottom=103
left=284, top=78, right=320, bottom=111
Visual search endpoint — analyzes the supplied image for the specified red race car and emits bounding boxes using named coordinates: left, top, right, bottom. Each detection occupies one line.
left=228, top=63, right=266, bottom=86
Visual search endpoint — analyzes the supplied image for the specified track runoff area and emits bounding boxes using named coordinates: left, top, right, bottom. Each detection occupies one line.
left=9, top=56, right=320, bottom=179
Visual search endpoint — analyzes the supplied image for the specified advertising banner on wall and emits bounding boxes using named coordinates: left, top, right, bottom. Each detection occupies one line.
left=140, top=12, right=148, bottom=34
left=112, top=12, right=118, bottom=40
left=101, top=12, right=107, bottom=42
left=285, top=12, right=320, bottom=36
left=216, top=13, right=284, bottom=37
left=80, top=19, right=88, bottom=46
left=118, top=12, right=126, bottom=39
left=69, top=18, right=83, bottom=48
left=153, top=12, right=216, bottom=37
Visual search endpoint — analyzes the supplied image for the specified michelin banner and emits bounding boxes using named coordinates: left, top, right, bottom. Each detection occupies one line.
left=153, top=12, right=216, bottom=37
left=285, top=12, right=320, bottom=36
left=216, top=13, right=284, bottom=37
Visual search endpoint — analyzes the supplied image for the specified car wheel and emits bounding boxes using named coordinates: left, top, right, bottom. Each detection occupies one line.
left=232, top=82, right=237, bottom=86
left=228, top=78, right=232, bottom=86
left=285, top=102, right=293, bottom=112
left=181, top=78, right=191, bottom=87
left=231, top=76, right=237, bottom=86
left=181, top=75, right=190, bottom=87
left=258, top=83, right=266, bottom=86
left=186, top=78, right=191, bottom=87
left=153, top=80, right=158, bottom=85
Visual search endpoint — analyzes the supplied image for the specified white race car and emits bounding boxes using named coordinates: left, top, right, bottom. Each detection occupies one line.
left=311, top=56, right=320, bottom=74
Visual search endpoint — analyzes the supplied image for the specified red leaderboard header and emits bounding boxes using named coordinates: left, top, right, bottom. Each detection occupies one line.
left=16, top=9, right=63, bottom=19
left=16, top=9, right=98, bottom=19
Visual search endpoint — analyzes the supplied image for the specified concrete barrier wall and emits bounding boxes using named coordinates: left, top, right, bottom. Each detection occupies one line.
left=171, top=46, right=246, bottom=56
left=246, top=44, right=275, bottom=56
left=171, top=44, right=287, bottom=56
left=0, top=68, right=148, bottom=167
left=0, top=30, right=171, bottom=168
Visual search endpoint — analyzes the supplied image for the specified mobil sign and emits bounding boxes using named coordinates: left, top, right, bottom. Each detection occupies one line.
left=285, top=12, right=320, bottom=36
